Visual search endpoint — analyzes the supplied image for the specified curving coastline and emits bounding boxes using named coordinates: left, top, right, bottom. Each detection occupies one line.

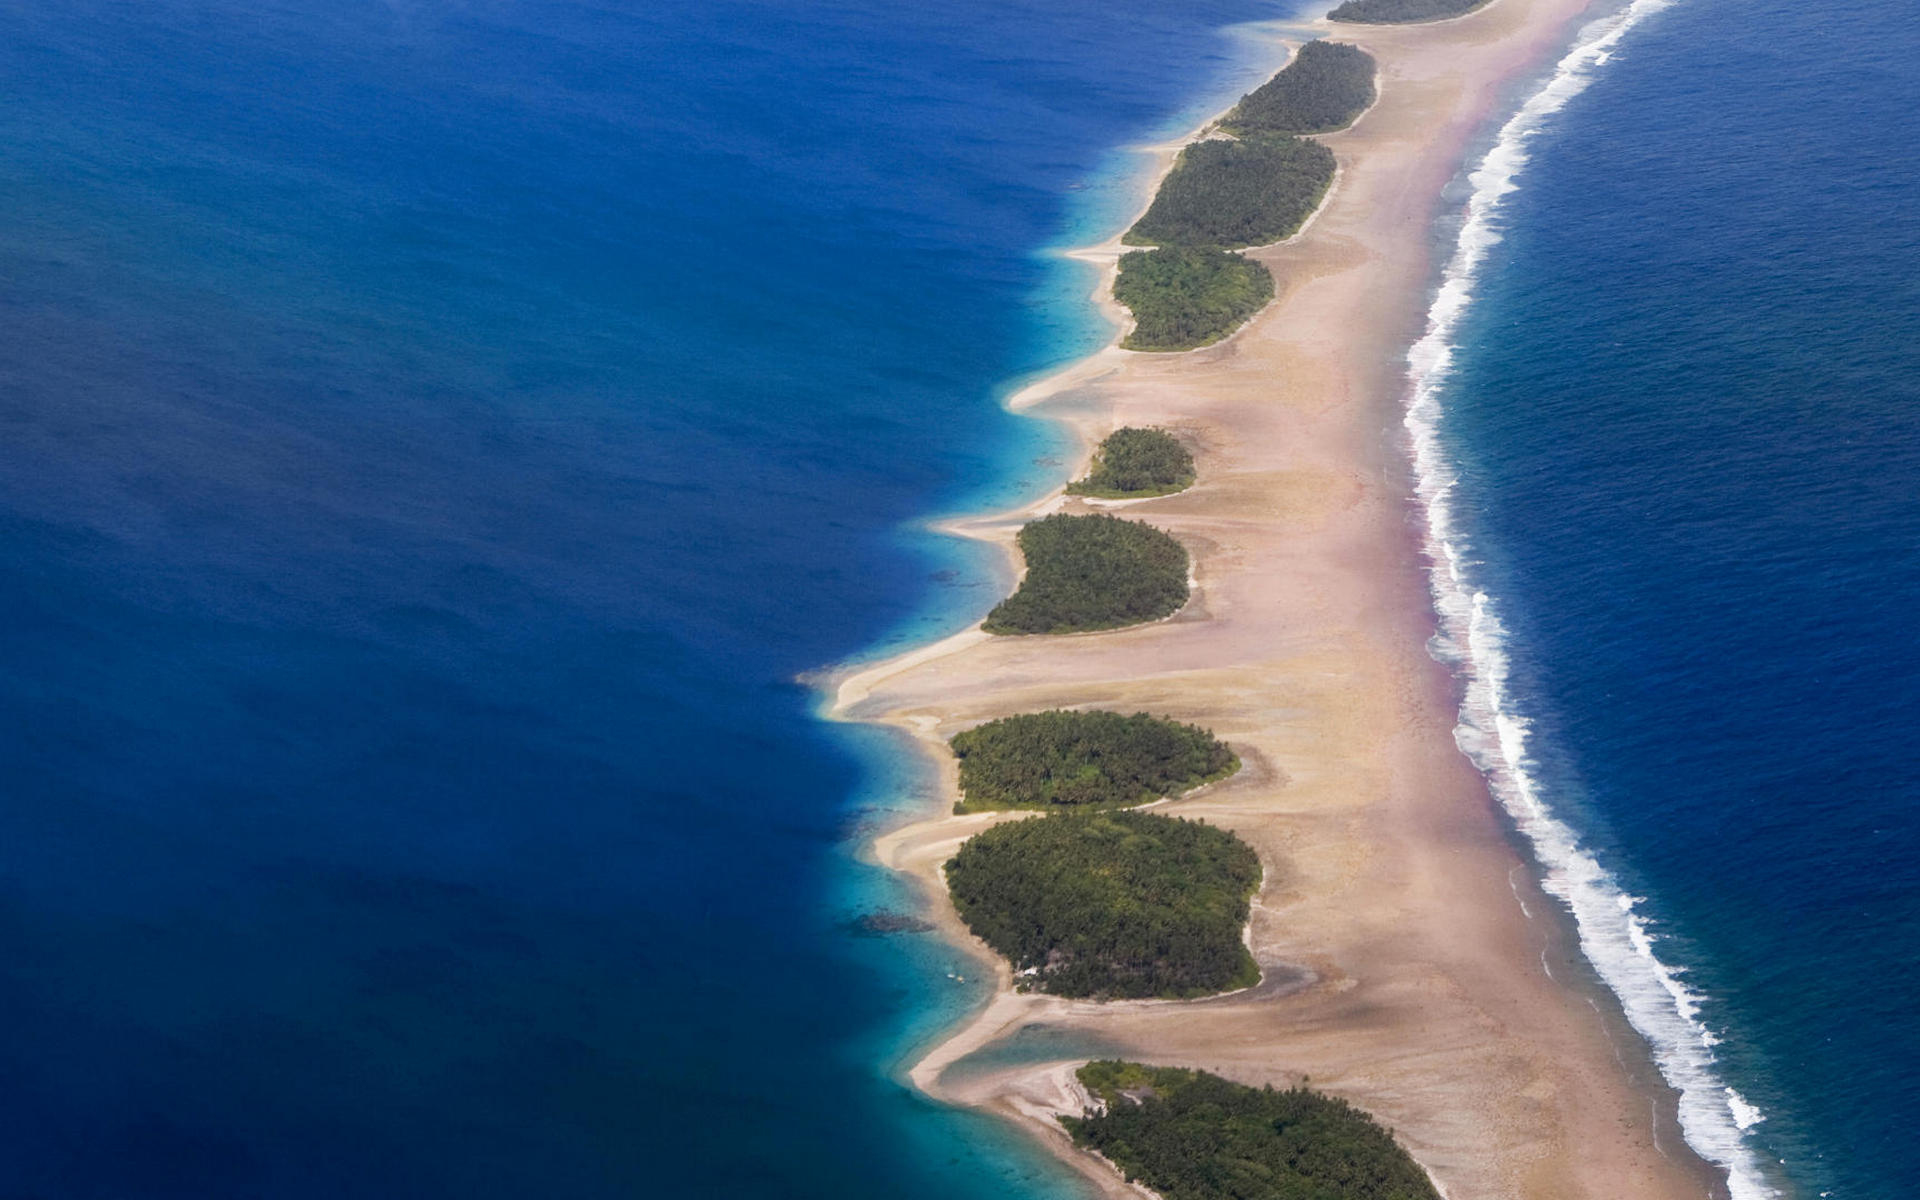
left=1403, top=0, right=1778, bottom=1195
left=829, top=1, right=1733, bottom=1197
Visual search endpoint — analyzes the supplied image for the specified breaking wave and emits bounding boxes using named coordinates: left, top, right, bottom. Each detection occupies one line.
left=1402, top=2, right=1776, bottom=1196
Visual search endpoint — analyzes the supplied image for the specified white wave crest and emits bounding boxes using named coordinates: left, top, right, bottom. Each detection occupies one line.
left=1402, top=2, right=1778, bottom=1197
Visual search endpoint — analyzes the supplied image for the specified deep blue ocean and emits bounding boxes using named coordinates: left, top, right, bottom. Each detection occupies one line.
left=1427, top=0, right=1920, bottom=1195
left=0, top=0, right=1294, bottom=1196
left=3, top=0, right=1916, bottom=1197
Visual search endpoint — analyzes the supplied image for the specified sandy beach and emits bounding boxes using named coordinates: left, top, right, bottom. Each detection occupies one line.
left=832, top=0, right=1728, bottom=1196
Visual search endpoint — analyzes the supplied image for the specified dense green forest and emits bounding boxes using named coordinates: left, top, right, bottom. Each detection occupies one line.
left=945, top=812, right=1262, bottom=998
left=1065, top=1062, right=1443, bottom=1200
left=1221, top=40, right=1376, bottom=135
left=983, top=513, right=1189, bottom=634
left=1109, top=44, right=1366, bottom=349
left=1126, top=134, right=1335, bottom=249
left=1328, top=0, right=1489, bottom=24
left=951, top=710, right=1237, bottom=813
left=1114, top=247, right=1275, bottom=352
left=1067, top=427, right=1196, bottom=498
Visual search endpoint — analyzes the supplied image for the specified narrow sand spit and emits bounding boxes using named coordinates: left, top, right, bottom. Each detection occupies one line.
left=831, top=0, right=1728, bottom=1196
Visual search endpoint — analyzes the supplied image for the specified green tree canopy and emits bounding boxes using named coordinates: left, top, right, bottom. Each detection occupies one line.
left=951, top=709, right=1237, bottom=813
left=1066, top=1062, right=1444, bottom=1200
left=1067, top=427, right=1196, bottom=498
left=946, top=811, right=1262, bottom=999
left=1329, top=0, right=1489, bottom=24
left=983, top=513, right=1189, bottom=634
left=1113, top=247, right=1275, bottom=352
left=1126, top=134, right=1335, bottom=250
left=1220, top=40, right=1377, bottom=135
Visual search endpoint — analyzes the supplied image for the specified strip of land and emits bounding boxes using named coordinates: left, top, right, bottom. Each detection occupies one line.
left=831, top=2, right=1729, bottom=1198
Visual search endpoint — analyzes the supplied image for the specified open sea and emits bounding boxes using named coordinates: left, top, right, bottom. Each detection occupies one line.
left=1420, top=0, right=1920, bottom=1195
left=1, top=0, right=1914, bottom=1197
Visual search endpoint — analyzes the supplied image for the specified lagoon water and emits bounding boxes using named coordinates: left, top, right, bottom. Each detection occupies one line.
left=4, top=0, right=1917, bottom=1196
left=0, top=0, right=1289, bottom=1195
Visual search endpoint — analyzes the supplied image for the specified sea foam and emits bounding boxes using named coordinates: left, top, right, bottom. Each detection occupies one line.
left=1402, top=2, right=1777, bottom=1197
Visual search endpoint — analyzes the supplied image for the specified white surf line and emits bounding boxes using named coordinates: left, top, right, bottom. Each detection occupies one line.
left=1399, top=0, right=1778, bottom=1196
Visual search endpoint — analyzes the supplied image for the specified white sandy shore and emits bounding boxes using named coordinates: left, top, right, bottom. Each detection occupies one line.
left=828, top=1, right=1730, bottom=1196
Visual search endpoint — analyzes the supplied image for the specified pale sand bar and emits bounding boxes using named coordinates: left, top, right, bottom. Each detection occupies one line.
left=831, top=0, right=1728, bottom=1196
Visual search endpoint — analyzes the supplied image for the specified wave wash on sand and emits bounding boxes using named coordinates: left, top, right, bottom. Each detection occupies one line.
left=1403, top=1, right=1777, bottom=1196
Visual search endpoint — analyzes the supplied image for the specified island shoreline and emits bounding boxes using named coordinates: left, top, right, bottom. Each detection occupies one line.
left=825, top=1, right=1732, bottom=1196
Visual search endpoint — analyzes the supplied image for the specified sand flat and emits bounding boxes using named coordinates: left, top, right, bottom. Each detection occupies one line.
left=835, top=1, right=1727, bottom=1196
